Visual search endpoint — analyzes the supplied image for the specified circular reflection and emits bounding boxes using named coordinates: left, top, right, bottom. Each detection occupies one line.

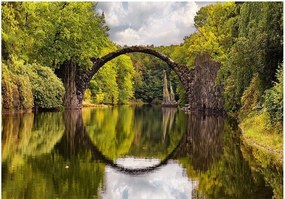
left=90, top=134, right=184, bottom=175
left=82, top=106, right=187, bottom=174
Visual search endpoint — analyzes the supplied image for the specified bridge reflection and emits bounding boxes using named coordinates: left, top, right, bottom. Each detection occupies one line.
left=54, top=109, right=224, bottom=175
left=2, top=108, right=277, bottom=199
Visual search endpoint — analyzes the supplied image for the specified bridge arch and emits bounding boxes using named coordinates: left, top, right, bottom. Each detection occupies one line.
left=65, top=46, right=192, bottom=109
left=95, top=46, right=178, bottom=70
left=90, top=46, right=191, bottom=90
left=57, top=45, right=223, bottom=111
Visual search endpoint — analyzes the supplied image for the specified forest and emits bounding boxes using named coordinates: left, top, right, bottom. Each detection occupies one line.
left=1, top=2, right=283, bottom=153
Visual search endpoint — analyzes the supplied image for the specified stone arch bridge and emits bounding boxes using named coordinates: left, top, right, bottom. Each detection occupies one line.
left=56, top=46, right=224, bottom=112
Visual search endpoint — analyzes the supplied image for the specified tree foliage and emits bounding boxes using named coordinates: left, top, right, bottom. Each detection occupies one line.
left=220, top=2, right=283, bottom=112
left=180, top=2, right=238, bottom=66
left=239, top=74, right=262, bottom=119
left=87, top=46, right=135, bottom=104
left=263, top=65, right=283, bottom=125
left=2, top=2, right=109, bottom=68
left=128, top=51, right=183, bottom=104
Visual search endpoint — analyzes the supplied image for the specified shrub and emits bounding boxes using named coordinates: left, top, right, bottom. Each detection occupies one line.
left=2, top=63, right=33, bottom=109
left=17, top=74, right=34, bottom=109
left=26, top=64, right=65, bottom=109
left=2, top=62, right=65, bottom=110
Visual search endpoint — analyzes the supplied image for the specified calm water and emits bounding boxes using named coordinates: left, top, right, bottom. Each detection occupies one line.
left=2, top=106, right=282, bottom=199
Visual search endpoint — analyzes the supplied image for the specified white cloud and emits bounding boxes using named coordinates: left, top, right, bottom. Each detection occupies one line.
left=99, top=158, right=198, bottom=199
left=97, top=2, right=211, bottom=46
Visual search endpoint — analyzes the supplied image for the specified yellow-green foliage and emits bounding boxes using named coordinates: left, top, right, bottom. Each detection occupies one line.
left=2, top=63, right=33, bottom=109
left=2, top=64, right=19, bottom=109
left=95, top=90, right=105, bottom=104
left=239, top=74, right=262, bottom=119
left=17, top=75, right=34, bottom=109
left=184, top=2, right=236, bottom=65
left=2, top=62, right=65, bottom=110
left=88, top=46, right=135, bottom=105
left=27, top=64, right=65, bottom=109
left=240, top=111, right=283, bottom=152
left=83, top=89, right=92, bottom=103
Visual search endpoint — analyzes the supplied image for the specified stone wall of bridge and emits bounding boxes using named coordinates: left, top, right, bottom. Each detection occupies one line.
left=57, top=46, right=225, bottom=112
left=185, top=54, right=224, bottom=113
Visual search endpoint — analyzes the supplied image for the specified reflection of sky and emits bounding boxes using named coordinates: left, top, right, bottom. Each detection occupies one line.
left=100, top=158, right=197, bottom=199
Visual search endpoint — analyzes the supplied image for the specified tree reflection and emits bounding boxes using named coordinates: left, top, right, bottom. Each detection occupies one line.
left=84, top=106, right=187, bottom=160
left=83, top=106, right=135, bottom=159
left=2, top=108, right=280, bottom=199
left=178, top=114, right=274, bottom=199
left=2, top=112, right=64, bottom=167
left=241, top=140, right=283, bottom=199
left=2, top=112, right=66, bottom=199
left=129, top=106, right=187, bottom=158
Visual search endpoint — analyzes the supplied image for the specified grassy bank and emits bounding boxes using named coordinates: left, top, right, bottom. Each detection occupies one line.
left=239, top=112, right=283, bottom=165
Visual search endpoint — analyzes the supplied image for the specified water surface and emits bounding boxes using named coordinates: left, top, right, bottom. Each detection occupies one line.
left=2, top=106, right=282, bottom=198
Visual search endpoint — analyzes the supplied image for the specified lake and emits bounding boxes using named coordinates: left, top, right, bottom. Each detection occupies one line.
left=2, top=105, right=282, bottom=199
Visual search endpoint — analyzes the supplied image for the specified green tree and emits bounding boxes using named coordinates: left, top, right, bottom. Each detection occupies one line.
left=239, top=74, right=262, bottom=119
left=116, top=55, right=135, bottom=104
left=89, top=58, right=119, bottom=104
left=263, top=65, right=283, bottom=125
left=129, top=52, right=172, bottom=103
left=2, top=2, right=110, bottom=109
left=219, top=2, right=283, bottom=112
left=187, top=2, right=238, bottom=65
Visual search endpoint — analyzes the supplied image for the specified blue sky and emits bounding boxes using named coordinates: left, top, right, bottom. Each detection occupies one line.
left=97, top=2, right=213, bottom=46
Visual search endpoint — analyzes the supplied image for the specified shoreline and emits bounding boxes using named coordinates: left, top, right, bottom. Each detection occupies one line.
left=239, top=126, right=283, bottom=166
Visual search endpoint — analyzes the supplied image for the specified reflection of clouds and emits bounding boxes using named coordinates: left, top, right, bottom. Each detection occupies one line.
left=116, top=157, right=160, bottom=169
left=100, top=158, right=197, bottom=199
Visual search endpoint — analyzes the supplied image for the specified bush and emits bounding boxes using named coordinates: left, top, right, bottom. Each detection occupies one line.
left=2, top=62, right=65, bottom=110
left=26, top=64, right=65, bottom=109
left=17, top=74, right=34, bottom=109
left=2, top=64, right=33, bottom=109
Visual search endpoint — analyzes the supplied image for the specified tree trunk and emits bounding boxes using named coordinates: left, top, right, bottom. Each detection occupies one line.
left=55, top=61, right=83, bottom=110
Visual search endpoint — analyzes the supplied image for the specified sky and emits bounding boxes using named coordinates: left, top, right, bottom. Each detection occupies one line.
left=97, top=2, right=213, bottom=46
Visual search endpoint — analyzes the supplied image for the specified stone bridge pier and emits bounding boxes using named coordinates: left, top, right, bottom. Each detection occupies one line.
left=56, top=46, right=224, bottom=112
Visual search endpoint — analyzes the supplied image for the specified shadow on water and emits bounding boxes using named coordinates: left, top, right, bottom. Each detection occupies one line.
left=2, top=107, right=282, bottom=199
